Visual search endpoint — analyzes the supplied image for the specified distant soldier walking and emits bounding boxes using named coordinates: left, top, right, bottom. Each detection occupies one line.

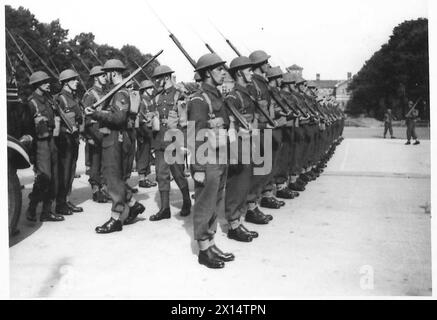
left=405, top=100, right=420, bottom=145
left=383, top=108, right=395, bottom=139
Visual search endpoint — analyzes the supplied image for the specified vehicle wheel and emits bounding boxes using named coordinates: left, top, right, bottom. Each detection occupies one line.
left=8, top=165, right=22, bottom=237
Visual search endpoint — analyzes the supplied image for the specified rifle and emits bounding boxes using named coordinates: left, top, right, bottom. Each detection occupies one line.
left=209, top=20, right=242, bottom=57
left=6, top=28, right=34, bottom=73
left=131, top=59, right=164, bottom=98
left=49, top=56, right=60, bottom=74
left=198, top=34, right=276, bottom=127
left=405, top=98, right=421, bottom=118
left=88, top=48, right=103, bottom=64
left=147, top=4, right=250, bottom=131
left=6, top=51, right=17, bottom=84
left=17, top=34, right=58, bottom=78
left=92, top=49, right=163, bottom=109
left=49, top=95, right=76, bottom=134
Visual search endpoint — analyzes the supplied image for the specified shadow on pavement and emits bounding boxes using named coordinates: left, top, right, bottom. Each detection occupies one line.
left=10, top=184, right=93, bottom=248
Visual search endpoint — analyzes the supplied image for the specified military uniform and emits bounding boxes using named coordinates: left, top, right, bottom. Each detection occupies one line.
left=148, top=66, right=191, bottom=221
left=189, top=82, right=229, bottom=238
left=26, top=76, right=64, bottom=222
left=54, top=88, right=82, bottom=214
left=224, top=80, right=260, bottom=241
left=136, top=93, right=155, bottom=187
left=82, top=84, right=107, bottom=201
left=247, top=72, right=283, bottom=210
left=406, top=107, right=419, bottom=144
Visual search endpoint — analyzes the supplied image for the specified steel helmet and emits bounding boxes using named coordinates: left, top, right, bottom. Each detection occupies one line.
left=152, top=65, right=174, bottom=78
left=296, top=75, right=307, bottom=85
left=282, top=72, right=296, bottom=84
left=29, top=71, right=51, bottom=85
left=229, top=56, right=253, bottom=71
left=195, top=53, right=226, bottom=72
left=139, top=80, right=154, bottom=90
left=89, top=66, right=105, bottom=77
left=102, top=59, right=127, bottom=71
left=59, top=69, right=79, bottom=83
left=249, top=50, right=271, bottom=65
left=266, top=66, right=283, bottom=80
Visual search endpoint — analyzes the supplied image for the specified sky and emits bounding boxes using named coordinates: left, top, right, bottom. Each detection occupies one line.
left=3, top=0, right=429, bottom=81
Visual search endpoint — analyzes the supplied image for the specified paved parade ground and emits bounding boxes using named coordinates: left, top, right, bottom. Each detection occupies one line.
left=9, top=129, right=431, bottom=298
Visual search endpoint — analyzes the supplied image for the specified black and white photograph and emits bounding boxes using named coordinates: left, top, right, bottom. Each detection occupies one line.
left=1, top=0, right=433, bottom=302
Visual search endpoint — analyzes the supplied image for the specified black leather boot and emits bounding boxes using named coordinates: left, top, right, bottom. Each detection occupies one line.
left=124, top=202, right=145, bottom=225
left=260, top=197, right=281, bottom=209
left=198, top=248, right=225, bottom=269
left=40, top=211, right=65, bottom=222
left=245, top=209, right=270, bottom=224
left=95, top=218, right=122, bottom=234
left=150, top=191, right=171, bottom=221
left=289, top=182, right=305, bottom=192
left=228, top=225, right=253, bottom=242
left=240, top=224, right=259, bottom=238
left=67, top=201, right=83, bottom=213
left=209, top=245, right=235, bottom=262
left=276, top=187, right=295, bottom=199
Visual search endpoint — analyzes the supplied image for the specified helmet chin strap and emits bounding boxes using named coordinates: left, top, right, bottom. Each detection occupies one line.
left=67, top=81, right=76, bottom=92
left=208, top=70, right=221, bottom=86
left=239, top=70, right=250, bottom=84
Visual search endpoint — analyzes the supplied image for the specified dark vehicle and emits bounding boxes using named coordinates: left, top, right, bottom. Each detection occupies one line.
left=7, top=80, right=34, bottom=237
left=7, top=135, right=31, bottom=236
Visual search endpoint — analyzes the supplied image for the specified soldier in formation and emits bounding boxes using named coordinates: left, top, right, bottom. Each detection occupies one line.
left=11, top=41, right=346, bottom=269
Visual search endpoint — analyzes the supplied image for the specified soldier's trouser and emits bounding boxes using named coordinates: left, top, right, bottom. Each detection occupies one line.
left=193, top=164, right=227, bottom=241
left=55, top=132, right=79, bottom=208
left=88, top=143, right=102, bottom=187
left=85, top=142, right=91, bottom=167
left=136, top=130, right=153, bottom=176
left=275, top=128, right=292, bottom=184
left=155, top=149, right=188, bottom=192
left=384, top=123, right=393, bottom=137
left=122, top=129, right=136, bottom=180
left=247, top=129, right=277, bottom=202
left=300, top=125, right=312, bottom=169
left=101, top=131, right=133, bottom=214
left=292, top=127, right=305, bottom=175
left=225, top=164, right=252, bottom=223
left=29, top=137, right=58, bottom=210
left=406, top=121, right=417, bottom=141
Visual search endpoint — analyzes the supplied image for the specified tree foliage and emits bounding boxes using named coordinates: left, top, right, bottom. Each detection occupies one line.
left=5, top=5, right=160, bottom=99
left=347, top=18, right=429, bottom=120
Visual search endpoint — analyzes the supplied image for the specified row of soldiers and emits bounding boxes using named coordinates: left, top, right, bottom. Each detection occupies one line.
left=20, top=49, right=344, bottom=269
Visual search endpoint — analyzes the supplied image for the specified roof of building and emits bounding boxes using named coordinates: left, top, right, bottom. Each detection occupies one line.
left=307, top=80, right=341, bottom=89
left=335, top=79, right=351, bottom=88
left=287, top=64, right=303, bottom=71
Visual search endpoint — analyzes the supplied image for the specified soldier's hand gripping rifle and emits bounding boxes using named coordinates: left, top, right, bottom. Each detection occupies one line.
left=90, top=49, right=163, bottom=110
left=405, top=98, right=421, bottom=118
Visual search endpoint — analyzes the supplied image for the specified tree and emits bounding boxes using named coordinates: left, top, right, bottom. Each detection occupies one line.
left=5, top=5, right=160, bottom=99
left=347, top=18, right=429, bottom=120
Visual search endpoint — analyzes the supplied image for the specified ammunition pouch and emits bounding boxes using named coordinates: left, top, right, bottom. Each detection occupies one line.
left=151, top=112, right=160, bottom=131
left=167, top=110, right=179, bottom=129
left=34, top=116, right=50, bottom=139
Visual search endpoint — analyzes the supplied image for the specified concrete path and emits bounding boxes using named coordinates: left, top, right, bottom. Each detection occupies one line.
left=10, top=137, right=431, bottom=298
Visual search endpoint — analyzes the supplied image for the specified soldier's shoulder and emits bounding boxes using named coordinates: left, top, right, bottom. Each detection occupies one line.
left=188, top=91, right=206, bottom=103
